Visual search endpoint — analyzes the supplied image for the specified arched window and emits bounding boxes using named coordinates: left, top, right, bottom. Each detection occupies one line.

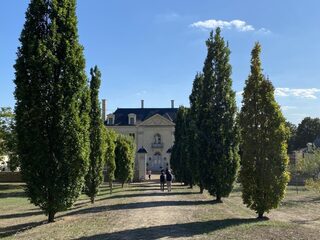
left=154, top=133, right=161, bottom=144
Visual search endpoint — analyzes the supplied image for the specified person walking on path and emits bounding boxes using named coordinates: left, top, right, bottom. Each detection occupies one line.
left=160, top=171, right=166, bottom=191
left=166, top=170, right=173, bottom=192
left=148, top=169, right=152, bottom=180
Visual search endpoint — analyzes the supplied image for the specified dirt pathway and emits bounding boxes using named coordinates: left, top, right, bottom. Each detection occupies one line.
left=3, top=179, right=320, bottom=239
left=88, top=180, right=209, bottom=239
left=71, top=178, right=212, bottom=239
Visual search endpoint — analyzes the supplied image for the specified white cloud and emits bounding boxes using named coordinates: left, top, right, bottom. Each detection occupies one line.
left=190, top=19, right=269, bottom=33
left=236, top=88, right=320, bottom=100
left=256, top=28, right=271, bottom=34
left=275, top=88, right=320, bottom=99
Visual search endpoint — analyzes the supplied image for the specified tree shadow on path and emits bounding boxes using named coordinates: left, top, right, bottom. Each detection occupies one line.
left=0, top=191, right=26, bottom=198
left=0, top=221, right=45, bottom=238
left=96, top=191, right=198, bottom=202
left=0, top=210, right=43, bottom=219
left=75, top=218, right=259, bottom=240
left=60, top=199, right=218, bottom=218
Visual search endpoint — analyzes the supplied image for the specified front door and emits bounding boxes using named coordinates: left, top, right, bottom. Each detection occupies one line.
left=150, top=152, right=163, bottom=171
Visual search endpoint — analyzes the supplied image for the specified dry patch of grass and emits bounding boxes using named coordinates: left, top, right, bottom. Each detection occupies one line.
left=1, top=182, right=320, bottom=239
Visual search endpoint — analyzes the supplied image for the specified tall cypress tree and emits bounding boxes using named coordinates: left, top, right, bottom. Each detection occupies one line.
left=239, top=42, right=290, bottom=218
left=209, top=28, right=239, bottom=201
left=185, top=110, right=196, bottom=188
left=104, top=128, right=116, bottom=194
left=85, top=66, right=104, bottom=204
left=115, top=135, right=135, bottom=188
left=171, top=106, right=192, bottom=185
left=198, top=28, right=239, bottom=202
left=14, top=0, right=90, bottom=222
left=197, top=31, right=215, bottom=195
left=170, top=107, right=183, bottom=182
left=189, top=73, right=204, bottom=192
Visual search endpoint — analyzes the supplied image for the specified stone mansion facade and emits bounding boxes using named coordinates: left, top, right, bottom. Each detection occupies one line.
left=104, top=100, right=178, bottom=180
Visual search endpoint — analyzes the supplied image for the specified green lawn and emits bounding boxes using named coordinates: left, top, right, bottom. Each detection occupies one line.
left=1, top=182, right=320, bottom=239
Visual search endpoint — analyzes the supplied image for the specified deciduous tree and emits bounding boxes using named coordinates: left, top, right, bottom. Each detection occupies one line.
left=286, top=121, right=297, bottom=153
left=294, top=117, right=320, bottom=149
left=0, top=108, right=18, bottom=171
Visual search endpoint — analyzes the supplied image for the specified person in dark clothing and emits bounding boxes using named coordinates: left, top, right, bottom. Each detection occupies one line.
left=160, top=170, right=165, bottom=191
left=166, top=170, right=173, bottom=192
left=147, top=169, right=151, bottom=180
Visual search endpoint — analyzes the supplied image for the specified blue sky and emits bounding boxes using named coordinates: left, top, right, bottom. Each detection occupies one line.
left=1, top=0, right=320, bottom=125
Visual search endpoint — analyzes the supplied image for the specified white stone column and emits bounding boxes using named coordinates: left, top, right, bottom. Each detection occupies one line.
left=137, top=147, right=148, bottom=181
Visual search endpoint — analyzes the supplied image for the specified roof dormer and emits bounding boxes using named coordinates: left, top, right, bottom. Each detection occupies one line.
left=107, top=114, right=115, bottom=125
left=128, top=113, right=136, bottom=125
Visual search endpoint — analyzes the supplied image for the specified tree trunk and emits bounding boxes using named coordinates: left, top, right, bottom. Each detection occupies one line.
left=90, top=196, right=95, bottom=204
left=258, top=212, right=264, bottom=219
left=109, top=181, right=113, bottom=194
left=122, top=182, right=124, bottom=188
left=216, top=195, right=222, bottom=203
left=199, top=181, right=204, bottom=193
left=48, top=211, right=55, bottom=223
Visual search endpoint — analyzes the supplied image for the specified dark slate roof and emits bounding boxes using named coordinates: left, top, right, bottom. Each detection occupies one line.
left=137, top=147, right=148, bottom=153
left=105, top=108, right=178, bottom=126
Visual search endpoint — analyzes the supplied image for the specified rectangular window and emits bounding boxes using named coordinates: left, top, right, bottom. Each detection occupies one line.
left=129, top=117, right=135, bottom=125
left=108, top=118, right=114, bottom=125
left=129, top=133, right=135, bottom=139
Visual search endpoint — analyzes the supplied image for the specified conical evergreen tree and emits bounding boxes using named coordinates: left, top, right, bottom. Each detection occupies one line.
left=197, top=31, right=215, bottom=194
left=85, top=66, right=104, bottom=204
left=115, top=135, right=135, bottom=188
left=184, top=111, right=195, bottom=188
left=171, top=106, right=192, bottom=185
left=188, top=73, right=204, bottom=191
left=208, top=28, right=239, bottom=201
left=239, top=42, right=290, bottom=218
left=198, top=28, right=239, bottom=201
left=170, top=108, right=183, bottom=183
left=104, top=128, right=117, bottom=194
left=14, top=0, right=90, bottom=222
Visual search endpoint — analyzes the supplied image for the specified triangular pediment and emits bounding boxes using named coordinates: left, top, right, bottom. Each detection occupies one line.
left=138, top=114, right=175, bottom=126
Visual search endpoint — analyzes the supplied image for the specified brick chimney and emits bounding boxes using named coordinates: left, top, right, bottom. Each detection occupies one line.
left=171, top=100, right=174, bottom=108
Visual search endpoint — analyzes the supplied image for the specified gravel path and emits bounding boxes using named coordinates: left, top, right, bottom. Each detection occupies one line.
left=4, top=179, right=320, bottom=240
left=3, top=180, right=211, bottom=240
left=91, top=180, right=207, bottom=240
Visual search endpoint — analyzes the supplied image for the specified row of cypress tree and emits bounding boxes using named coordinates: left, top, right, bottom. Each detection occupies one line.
left=14, top=0, right=135, bottom=222
left=171, top=28, right=289, bottom=218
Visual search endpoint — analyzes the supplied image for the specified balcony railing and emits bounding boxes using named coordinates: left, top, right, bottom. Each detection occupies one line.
left=151, top=143, right=164, bottom=148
